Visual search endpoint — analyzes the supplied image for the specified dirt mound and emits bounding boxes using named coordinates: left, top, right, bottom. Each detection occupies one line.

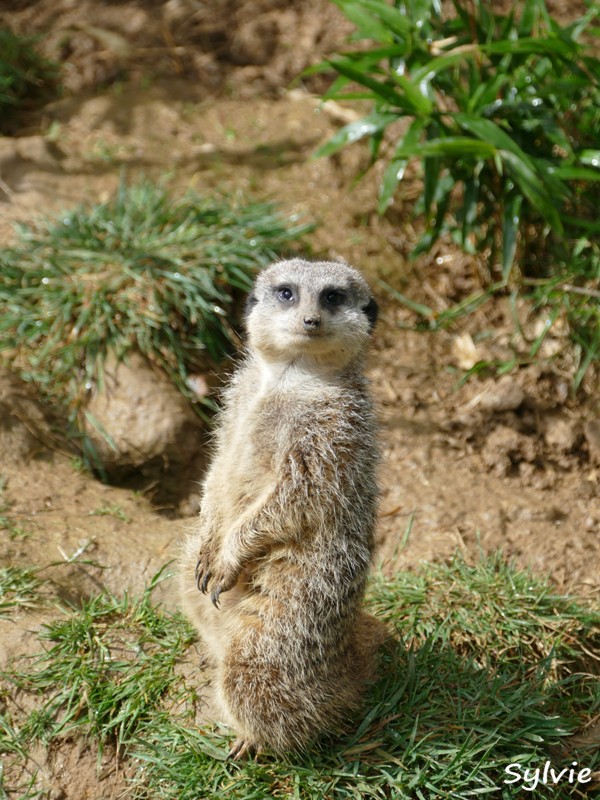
left=2, top=0, right=350, bottom=98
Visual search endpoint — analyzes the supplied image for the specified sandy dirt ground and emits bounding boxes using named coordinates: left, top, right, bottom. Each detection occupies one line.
left=0, top=1, right=598, bottom=795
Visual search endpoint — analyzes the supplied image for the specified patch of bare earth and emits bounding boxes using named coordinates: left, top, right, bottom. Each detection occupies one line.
left=0, top=1, right=598, bottom=796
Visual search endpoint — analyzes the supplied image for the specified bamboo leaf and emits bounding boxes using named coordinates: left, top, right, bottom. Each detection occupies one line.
left=378, top=279, right=435, bottom=319
left=349, top=0, right=414, bottom=37
left=580, top=150, right=600, bottom=168
left=390, top=71, right=434, bottom=114
left=320, top=74, right=351, bottom=101
left=329, top=0, right=397, bottom=42
left=314, top=111, right=397, bottom=158
left=393, top=137, right=497, bottom=158
left=500, top=151, right=563, bottom=233
left=378, top=118, right=427, bottom=213
left=454, top=113, right=530, bottom=159
left=481, top=37, right=578, bottom=58
left=325, top=58, right=412, bottom=108
left=549, top=166, right=600, bottom=181
left=412, top=47, right=481, bottom=86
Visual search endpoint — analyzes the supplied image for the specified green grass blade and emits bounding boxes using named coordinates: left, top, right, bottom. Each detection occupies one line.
left=502, top=193, right=523, bottom=280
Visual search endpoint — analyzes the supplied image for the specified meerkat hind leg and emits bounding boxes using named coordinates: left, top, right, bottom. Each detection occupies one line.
left=228, top=738, right=260, bottom=761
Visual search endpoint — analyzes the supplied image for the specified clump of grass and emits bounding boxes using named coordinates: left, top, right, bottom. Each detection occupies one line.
left=2, top=555, right=598, bottom=799
left=0, top=28, right=59, bottom=134
left=369, top=552, right=600, bottom=676
left=0, top=180, right=313, bottom=442
left=4, top=567, right=195, bottom=750
left=0, top=566, right=45, bottom=617
left=89, top=502, right=131, bottom=522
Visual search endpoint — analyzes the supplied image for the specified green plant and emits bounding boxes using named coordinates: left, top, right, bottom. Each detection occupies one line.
left=4, top=567, right=195, bottom=748
left=0, top=566, right=45, bottom=617
left=0, top=180, right=313, bottom=442
left=133, top=554, right=599, bottom=799
left=0, top=28, right=59, bottom=134
left=89, top=502, right=131, bottom=522
left=316, top=0, right=600, bottom=386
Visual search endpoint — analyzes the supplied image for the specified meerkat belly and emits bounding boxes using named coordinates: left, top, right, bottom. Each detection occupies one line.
left=247, top=538, right=356, bottom=617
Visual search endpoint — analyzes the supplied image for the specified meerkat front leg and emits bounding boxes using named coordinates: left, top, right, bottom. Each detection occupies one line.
left=195, top=515, right=274, bottom=608
left=193, top=489, right=228, bottom=600
left=196, top=475, right=299, bottom=607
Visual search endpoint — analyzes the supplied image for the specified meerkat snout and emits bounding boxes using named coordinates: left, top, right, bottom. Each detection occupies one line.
left=303, top=314, right=321, bottom=330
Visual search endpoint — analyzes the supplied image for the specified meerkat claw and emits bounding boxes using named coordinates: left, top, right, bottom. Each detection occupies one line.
left=200, top=572, right=211, bottom=594
left=228, top=738, right=255, bottom=760
left=194, top=561, right=203, bottom=591
left=211, top=586, right=222, bottom=608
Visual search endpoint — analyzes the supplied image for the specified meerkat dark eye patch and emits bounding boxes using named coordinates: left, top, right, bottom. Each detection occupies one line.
left=362, top=297, right=379, bottom=331
left=320, top=288, right=346, bottom=309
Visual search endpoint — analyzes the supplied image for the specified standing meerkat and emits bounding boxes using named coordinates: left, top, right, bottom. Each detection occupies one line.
left=180, top=258, right=385, bottom=758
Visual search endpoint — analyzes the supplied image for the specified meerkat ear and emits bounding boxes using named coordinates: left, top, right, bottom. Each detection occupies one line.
left=362, top=297, right=379, bottom=332
left=244, top=292, right=258, bottom=319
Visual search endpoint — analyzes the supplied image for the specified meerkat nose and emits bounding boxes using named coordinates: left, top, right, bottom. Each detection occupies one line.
left=303, top=315, right=321, bottom=329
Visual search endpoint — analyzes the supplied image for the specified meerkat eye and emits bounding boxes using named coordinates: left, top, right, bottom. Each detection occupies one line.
left=322, top=289, right=346, bottom=308
left=276, top=286, right=294, bottom=302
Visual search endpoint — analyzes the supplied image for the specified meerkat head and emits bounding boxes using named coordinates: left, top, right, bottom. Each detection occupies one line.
left=244, top=259, right=378, bottom=368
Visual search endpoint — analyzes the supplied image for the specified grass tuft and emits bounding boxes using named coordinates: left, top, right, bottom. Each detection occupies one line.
left=369, top=552, right=600, bottom=675
left=0, top=180, right=313, bottom=451
left=4, top=566, right=196, bottom=751
left=0, top=566, right=45, bottom=617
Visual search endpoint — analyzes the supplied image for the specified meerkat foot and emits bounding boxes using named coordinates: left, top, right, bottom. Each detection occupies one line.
left=228, top=738, right=259, bottom=760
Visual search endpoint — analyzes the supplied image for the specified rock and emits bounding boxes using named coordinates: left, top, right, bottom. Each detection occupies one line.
left=0, top=369, right=57, bottom=462
left=475, top=376, right=526, bottom=413
left=451, top=333, right=480, bottom=370
left=83, top=351, right=204, bottom=474
left=482, top=425, right=537, bottom=477
left=543, top=415, right=578, bottom=452
left=584, top=419, right=600, bottom=465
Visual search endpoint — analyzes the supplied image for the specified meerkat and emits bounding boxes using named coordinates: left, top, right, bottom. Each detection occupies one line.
left=180, top=258, right=385, bottom=758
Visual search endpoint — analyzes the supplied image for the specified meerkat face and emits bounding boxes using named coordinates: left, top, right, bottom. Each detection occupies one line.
left=245, top=259, right=378, bottom=366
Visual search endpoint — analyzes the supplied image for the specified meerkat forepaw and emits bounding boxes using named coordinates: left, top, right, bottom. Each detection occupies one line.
left=195, top=552, right=238, bottom=605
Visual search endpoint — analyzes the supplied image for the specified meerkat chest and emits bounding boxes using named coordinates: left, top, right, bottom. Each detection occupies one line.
left=216, top=389, right=280, bottom=491
left=217, top=361, right=331, bottom=488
